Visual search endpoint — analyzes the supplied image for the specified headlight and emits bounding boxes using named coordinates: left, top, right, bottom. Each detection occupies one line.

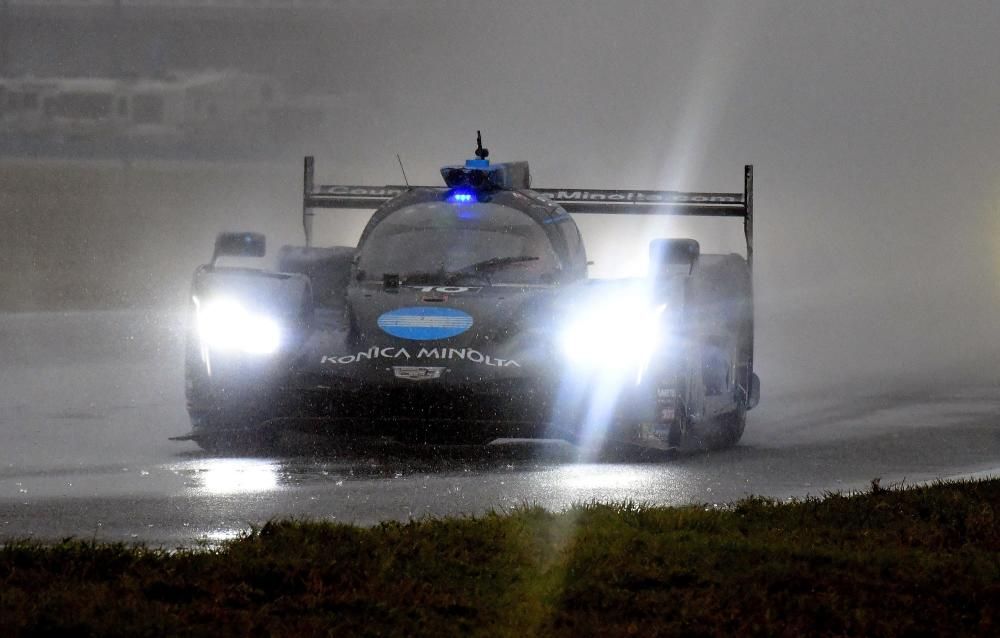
left=196, top=298, right=282, bottom=355
left=558, top=296, right=666, bottom=371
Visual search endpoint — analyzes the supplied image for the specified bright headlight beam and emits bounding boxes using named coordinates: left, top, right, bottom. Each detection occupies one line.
left=558, top=297, right=666, bottom=378
left=197, top=298, right=282, bottom=355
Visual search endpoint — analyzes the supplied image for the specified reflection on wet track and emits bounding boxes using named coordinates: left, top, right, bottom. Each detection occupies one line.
left=1, top=311, right=999, bottom=546
left=187, top=458, right=281, bottom=496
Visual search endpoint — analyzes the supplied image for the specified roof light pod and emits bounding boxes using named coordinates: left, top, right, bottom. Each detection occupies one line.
left=448, top=190, right=475, bottom=203
left=440, top=161, right=531, bottom=191
left=440, top=131, right=530, bottom=190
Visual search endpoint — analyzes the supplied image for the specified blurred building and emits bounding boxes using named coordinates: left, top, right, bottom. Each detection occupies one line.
left=0, top=70, right=330, bottom=153
left=0, top=1, right=372, bottom=155
left=0, top=0, right=370, bottom=86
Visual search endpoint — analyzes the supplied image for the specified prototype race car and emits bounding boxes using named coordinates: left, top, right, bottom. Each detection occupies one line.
left=174, top=136, right=760, bottom=453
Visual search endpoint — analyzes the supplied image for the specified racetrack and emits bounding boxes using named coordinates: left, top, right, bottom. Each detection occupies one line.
left=1, top=311, right=998, bottom=547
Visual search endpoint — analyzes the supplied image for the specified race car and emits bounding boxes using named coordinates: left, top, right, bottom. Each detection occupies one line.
left=174, top=136, right=760, bottom=454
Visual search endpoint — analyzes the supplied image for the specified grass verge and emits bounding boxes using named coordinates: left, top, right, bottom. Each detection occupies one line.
left=3, top=478, right=999, bottom=637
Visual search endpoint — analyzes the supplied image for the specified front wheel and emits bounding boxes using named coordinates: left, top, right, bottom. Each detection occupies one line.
left=188, top=405, right=278, bottom=455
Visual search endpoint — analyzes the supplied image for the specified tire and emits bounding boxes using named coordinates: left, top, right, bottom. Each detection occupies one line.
left=667, top=415, right=687, bottom=449
left=188, top=390, right=279, bottom=455
left=696, top=407, right=746, bottom=450
left=191, top=411, right=278, bottom=455
left=195, top=432, right=275, bottom=455
left=185, top=336, right=280, bottom=455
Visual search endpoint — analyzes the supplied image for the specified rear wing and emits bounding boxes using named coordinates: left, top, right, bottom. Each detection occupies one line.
left=302, top=156, right=754, bottom=268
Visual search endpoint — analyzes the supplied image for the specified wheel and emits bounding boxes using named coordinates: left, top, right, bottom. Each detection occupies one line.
left=186, top=351, right=279, bottom=454
left=188, top=404, right=278, bottom=455
left=192, top=421, right=278, bottom=455
left=694, top=407, right=746, bottom=450
left=667, top=414, right=687, bottom=448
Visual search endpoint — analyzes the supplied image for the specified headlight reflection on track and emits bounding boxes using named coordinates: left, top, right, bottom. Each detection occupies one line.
left=191, top=458, right=281, bottom=496
left=541, top=464, right=692, bottom=506
left=553, top=465, right=649, bottom=491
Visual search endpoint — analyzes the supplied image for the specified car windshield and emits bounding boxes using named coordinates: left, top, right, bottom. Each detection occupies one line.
left=357, top=201, right=560, bottom=284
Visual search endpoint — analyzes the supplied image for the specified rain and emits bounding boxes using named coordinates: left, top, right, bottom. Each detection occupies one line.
left=1, top=0, right=999, bottom=545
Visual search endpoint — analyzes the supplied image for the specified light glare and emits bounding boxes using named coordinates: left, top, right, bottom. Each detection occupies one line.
left=197, top=298, right=281, bottom=355
left=559, top=295, right=666, bottom=372
left=197, top=458, right=279, bottom=495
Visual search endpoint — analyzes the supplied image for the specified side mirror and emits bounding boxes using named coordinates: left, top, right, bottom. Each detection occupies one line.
left=649, top=238, right=700, bottom=276
left=212, top=232, right=266, bottom=265
left=748, top=372, right=761, bottom=410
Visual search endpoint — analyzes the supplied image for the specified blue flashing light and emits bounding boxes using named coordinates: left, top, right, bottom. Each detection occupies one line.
left=449, top=191, right=475, bottom=203
left=465, top=158, right=490, bottom=168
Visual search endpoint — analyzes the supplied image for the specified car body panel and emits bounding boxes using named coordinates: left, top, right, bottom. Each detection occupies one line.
left=179, top=155, right=757, bottom=451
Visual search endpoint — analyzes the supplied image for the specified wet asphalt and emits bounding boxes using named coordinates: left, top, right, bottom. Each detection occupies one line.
left=1, top=311, right=998, bottom=547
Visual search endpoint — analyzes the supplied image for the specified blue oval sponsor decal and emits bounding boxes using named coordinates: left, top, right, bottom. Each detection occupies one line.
left=377, top=306, right=473, bottom=341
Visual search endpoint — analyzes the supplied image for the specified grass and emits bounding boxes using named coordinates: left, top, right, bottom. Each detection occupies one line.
left=2, top=478, right=999, bottom=637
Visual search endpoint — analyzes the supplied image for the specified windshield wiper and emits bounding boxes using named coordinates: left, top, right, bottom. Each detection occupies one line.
left=398, top=269, right=492, bottom=286
left=455, top=256, right=539, bottom=273
left=390, top=257, right=539, bottom=287
left=450, top=256, right=540, bottom=286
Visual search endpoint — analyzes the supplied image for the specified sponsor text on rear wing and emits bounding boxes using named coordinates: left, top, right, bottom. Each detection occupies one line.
left=301, top=156, right=753, bottom=265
